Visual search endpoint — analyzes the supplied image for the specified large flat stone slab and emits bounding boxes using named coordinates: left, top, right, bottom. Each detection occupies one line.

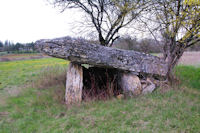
left=36, top=36, right=168, bottom=76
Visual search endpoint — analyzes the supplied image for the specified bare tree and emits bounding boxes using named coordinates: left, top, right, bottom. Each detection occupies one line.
left=51, top=0, right=148, bottom=46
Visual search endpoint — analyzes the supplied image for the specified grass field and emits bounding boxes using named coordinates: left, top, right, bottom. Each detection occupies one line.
left=0, top=55, right=200, bottom=132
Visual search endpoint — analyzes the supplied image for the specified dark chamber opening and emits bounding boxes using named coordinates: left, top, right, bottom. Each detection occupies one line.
left=82, top=66, right=123, bottom=101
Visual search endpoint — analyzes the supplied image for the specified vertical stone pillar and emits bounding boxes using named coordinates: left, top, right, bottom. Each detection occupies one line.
left=120, top=72, right=142, bottom=98
left=65, top=62, right=83, bottom=105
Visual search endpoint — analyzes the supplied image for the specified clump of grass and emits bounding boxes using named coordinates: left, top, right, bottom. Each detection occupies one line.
left=33, top=65, right=66, bottom=103
left=34, top=65, right=66, bottom=89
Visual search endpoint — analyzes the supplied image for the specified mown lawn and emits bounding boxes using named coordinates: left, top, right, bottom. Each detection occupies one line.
left=0, top=58, right=200, bottom=132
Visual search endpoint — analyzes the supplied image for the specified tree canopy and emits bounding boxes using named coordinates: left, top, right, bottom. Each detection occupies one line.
left=51, top=0, right=148, bottom=46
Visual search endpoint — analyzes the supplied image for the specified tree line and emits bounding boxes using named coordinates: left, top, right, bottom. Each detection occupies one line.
left=0, top=40, right=37, bottom=53
left=114, top=36, right=200, bottom=53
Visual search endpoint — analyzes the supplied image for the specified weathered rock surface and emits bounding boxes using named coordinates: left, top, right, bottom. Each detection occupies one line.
left=36, top=36, right=168, bottom=76
left=142, top=78, right=156, bottom=94
left=65, top=62, right=83, bottom=104
left=142, top=83, right=156, bottom=94
left=120, top=72, right=142, bottom=97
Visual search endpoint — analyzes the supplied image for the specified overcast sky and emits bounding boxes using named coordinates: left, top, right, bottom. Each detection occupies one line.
left=0, top=0, right=153, bottom=44
left=0, top=0, right=82, bottom=43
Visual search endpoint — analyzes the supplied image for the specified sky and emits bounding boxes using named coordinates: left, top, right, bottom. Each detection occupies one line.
left=0, top=0, right=82, bottom=43
left=0, top=0, right=153, bottom=44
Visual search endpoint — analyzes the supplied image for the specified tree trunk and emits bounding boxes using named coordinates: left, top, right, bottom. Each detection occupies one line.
left=165, top=42, right=185, bottom=81
left=65, top=62, right=83, bottom=105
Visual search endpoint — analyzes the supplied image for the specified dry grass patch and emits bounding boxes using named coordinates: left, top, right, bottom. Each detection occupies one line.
left=33, top=65, right=66, bottom=103
left=0, top=53, right=49, bottom=62
left=34, top=65, right=66, bottom=89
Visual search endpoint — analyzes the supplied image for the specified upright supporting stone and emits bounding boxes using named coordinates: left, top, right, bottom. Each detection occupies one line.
left=65, top=62, right=83, bottom=105
left=120, top=72, right=142, bottom=98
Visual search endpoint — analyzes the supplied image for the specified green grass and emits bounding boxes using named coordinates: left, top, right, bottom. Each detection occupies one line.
left=0, top=58, right=200, bottom=132
left=0, top=58, right=68, bottom=89
left=176, top=65, right=200, bottom=90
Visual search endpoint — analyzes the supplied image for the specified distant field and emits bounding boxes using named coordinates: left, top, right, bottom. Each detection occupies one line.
left=155, top=51, right=200, bottom=66
left=178, top=51, right=200, bottom=66
left=0, top=54, right=200, bottom=132
left=1, top=51, right=200, bottom=65
left=0, top=53, right=49, bottom=62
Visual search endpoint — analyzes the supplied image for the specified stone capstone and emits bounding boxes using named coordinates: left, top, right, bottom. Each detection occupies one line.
left=36, top=36, right=168, bottom=76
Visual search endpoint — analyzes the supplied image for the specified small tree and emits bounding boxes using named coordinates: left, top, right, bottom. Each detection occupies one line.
left=150, top=0, right=200, bottom=80
left=51, top=0, right=148, bottom=46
